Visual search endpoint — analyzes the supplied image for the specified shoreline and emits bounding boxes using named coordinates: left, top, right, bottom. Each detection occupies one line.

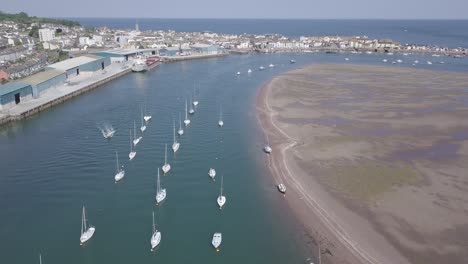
left=255, top=67, right=410, bottom=264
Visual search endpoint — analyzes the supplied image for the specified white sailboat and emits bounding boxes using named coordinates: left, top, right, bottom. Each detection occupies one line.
left=133, top=121, right=141, bottom=146
left=114, top=151, right=125, bottom=182
left=129, top=130, right=136, bottom=160
left=247, top=69, right=252, bottom=73
left=264, top=134, right=272, bottom=154
left=211, top=232, right=222, bottom=250
left=140, top=107, right=147, bottom=133
left=208, top=168, right=216, bottom=180
left=259, top=66, right=265, bottom=70
left=218, top=106, right=224, bottom=127
left=184, top=99, right=191, bottom=126
left=162, top=144, right=171, bottom=174
left=178, top=113, right=184, bottom=136
left=156, top=168, right=167, bottom=204
left=143, top=104, right=152, bottom=122
left=192, top=87, right=199, bottom=106
left=172, top=119, right=180, bottom=153
left=189, top=97, right=195, bottom=115
left=150, top=211, right=161, bottom=251
left=79, top=205, right=95, bottom=245
left=217, top=174, right=226, bottom=209
left=269, top=63, right=275, bottom=68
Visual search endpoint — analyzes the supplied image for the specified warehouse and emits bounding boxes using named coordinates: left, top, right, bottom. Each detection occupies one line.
left=93, top=49, right=158, bottom=63
left=0, top=82, right=33, bottom=110
left=190, top=44, right=223, bottom=55
left=46, top=55, right=110, bottom=78
left=22, top=69, right=67, bottom=97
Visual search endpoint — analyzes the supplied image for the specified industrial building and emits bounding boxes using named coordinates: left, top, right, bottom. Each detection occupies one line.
left=190, top=44, right=223, bottom=54
left=21, top=69, right=66, bottom=97
left=0, top=82, right=33, bottom=110
left=46, top=55, right=110, bottom=78
left=93, top=49, right=158, bottom=63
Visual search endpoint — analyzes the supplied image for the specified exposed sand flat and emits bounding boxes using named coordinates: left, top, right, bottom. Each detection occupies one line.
left=257, top=64, right=468, bottom=264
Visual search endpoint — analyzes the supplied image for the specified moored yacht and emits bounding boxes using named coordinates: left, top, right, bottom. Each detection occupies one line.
left=162, top=144, right=171, bottom=174
left=114, top=151, right=125, bottom=182
left=277, top=183, right=286, bottom=194
left=217, top=175, right=226, bottom=209
left=178, top=113, right=184, bottom=136
left=208, top=168, right=216, bottom=180
left=172, top=119, right=180, bottom=153
left=79, top=206, right=96, bottom=245
left=211, top=232, right=222, bottom=251
left=150, top=211, right=161, bottom=251
left=155, top=168, right=166, bottom=205
left=129, top=130, right=136, bottom=160
left=184, top=99, right=191, bottom=126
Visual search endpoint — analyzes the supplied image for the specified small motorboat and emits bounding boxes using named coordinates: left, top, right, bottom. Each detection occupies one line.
left=277, top=183, right=286, bottom=194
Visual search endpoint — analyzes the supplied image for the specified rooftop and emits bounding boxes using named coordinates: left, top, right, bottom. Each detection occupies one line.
left=48, top=55, right=103, bottom=71
left=21, top=69, right=64, bottom=85
left=0, top=81, right=30, bottom=96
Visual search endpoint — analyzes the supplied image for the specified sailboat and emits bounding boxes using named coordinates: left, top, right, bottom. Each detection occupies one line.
left=172, top=119, right=180, bottom=153
left=140, top=107, right=147, bottom=133
left=79, top=205, right=96, bottom=245
left=217, top=174, right=226, bottom=209
left=189, top=97, right=195, bottom=115
left=247, top=69, right=252, bottom=73
left=184, top=99, right=191, bottom=126
left=129, top=130, right=136, bottom=160
left=156, top=168, right=166, bottom=204
left=192, top=87, right=199, bottom=106
left=150, top=211, right=161, bottom=251
left=218, top=106, right=224, bottom=127
left=208, top=168, right=216, bottom=180
left=162, top=144, right=171, bottom=174
left=133, top=121, right=141, bottom=146
left=263, top=134, right=272, bottom=154
left=144, top=104, right=152, bottom=122
left=114, top=151, right=125, bottom=182
left=211, top=232, right=222, bottom=250
left=178, top=113, right=184, bottom=136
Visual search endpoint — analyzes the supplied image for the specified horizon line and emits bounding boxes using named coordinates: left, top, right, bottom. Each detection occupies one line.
left=56, top=17, right=468, bottom=21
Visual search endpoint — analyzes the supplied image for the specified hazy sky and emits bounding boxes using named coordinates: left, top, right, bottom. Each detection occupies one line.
left=2, top=0, right=467, bottom=19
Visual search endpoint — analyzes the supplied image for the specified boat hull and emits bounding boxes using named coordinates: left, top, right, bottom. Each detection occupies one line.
left=129, top=151, right=136, bottom=160
left=162, top=164, right=171, bottom=174
left=217, top=196, right=226, bottom=209
left=211, top=233, right=222, bottom=249
left=115, top=171, right=125, bottom=182
left=80, top=227, right=96, bottom=245
left=156, top=189, right=166, bottom=204
left=151, top=231, right=161, bottom=250
left=172, top=142, right=180, bottom=153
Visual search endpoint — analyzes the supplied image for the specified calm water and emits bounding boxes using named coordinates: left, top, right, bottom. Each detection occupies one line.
left=72, top=18, right=468, bottom=48
left=1, top=51, right=468, bottom=263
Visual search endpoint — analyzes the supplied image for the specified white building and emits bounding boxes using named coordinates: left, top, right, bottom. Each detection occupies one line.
left=39, top=28, right=56, bottom=42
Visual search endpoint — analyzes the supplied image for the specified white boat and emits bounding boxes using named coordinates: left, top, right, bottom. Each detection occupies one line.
left=236, top=71, right=241, bottom=75
left=143, top=104, right=152, bottom=122
left=344, top=58, right=349, bottom=61
left=208, top=168, right=216, bottom=180
left=133, top=121, right=141, bottom=146
left=162, top=144, right=171, bottom=174
left=264, top=145, right=272, bottom=154
left=172, top=119, right=180, bottom=153
left=218, top=106, right=224, bottom=127
left=432, top=54, right=441, bottom=57
left=247, top=69, right=252, bottom=73
left=211, top=232, right=222, bottom=250
left=427, top=61, right=433, bottom=65
left=259, top=66, right=265, bottom=70
left=102, top=127, right=115, bottom=139
left=114, top=151, right=125, bottom=182
left=184, top=99, right=191, bottom=126
left=150, top=211, right=161, bottom=251
left=396, top=59, right=403, bottom=63
left=382, top=59, right=388, bottom=62
left=132, top=57, right=148, bottom=72
left=189, top=97, right=195, bottom=115
left=217, top=175, right=226, bottom=209
left=290, top=59, right=296, bottom=64
left=129, top=130, right=136, bottom=160
left=414, top=60, right=419, bottom=64
left=156, top=168, right=166, bottom=205
left=365, top=51, right=373, bottom=54
left=140, top=107, right=146, bottom=133
left=268, top=63, right=275, bottom=68
left=178, top=113, right=184, bottom=136
left=387, top=52, right=394, bottom=55
left=79, top=206, right=96, bottom=245
left=277, top=183, right=286, bottom=194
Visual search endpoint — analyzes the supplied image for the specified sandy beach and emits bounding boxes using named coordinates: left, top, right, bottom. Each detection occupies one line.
left=257, top=64, right=468, bottom=264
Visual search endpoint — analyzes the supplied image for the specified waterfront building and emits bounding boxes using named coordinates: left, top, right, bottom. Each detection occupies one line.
left=190, top=44, right=223, bottom=54
left=46, top=55, right=110, bottom=78
left=0, top=82, right=33, bottom=110
left=159, top=47, right=181, bottom=56
left=21, top=69, right=66, bottom=97
left=38, top=28, right=56, bottom=42
left=93, top=49, right=158, bottom=63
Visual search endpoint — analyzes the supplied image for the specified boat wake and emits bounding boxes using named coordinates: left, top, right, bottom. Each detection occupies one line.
left=98, top=122, right=116, bottom=139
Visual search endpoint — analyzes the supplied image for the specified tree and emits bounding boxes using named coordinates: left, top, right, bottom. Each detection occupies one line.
left=29, top=25, right=39, bottom=39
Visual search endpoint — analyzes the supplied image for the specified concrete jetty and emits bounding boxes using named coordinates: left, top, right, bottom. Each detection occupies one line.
left=0, top=63, right=131, bottom=126
left=161, top=53, right=228, bottom=62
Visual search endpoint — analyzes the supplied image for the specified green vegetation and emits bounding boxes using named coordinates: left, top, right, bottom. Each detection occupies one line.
left=0, top=11, right=80, bottom=27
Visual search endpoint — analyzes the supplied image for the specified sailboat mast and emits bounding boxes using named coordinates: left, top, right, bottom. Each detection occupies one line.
left=134, top=121, right=136, bottom=140
left=81, top=206, right=86, bottom=234
left=115, top=151, right=119, bottom=172
left=152, top=211, right=155, bottom=234
left=157, top=168, right=161, bottom=193
left=220, top=175, right=224, bottom=196
left=130, top=130, right=133, bottom=151
left=185, top=99, right=188, bottom=119
left=164, top=144, right=167, bottom=165
left=39, top=253, right=42, bottom=264
left=179, top=113, right=182, bottom=129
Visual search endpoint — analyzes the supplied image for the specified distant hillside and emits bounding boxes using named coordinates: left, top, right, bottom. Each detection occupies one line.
left=0, top=11, right=80, bottom=27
